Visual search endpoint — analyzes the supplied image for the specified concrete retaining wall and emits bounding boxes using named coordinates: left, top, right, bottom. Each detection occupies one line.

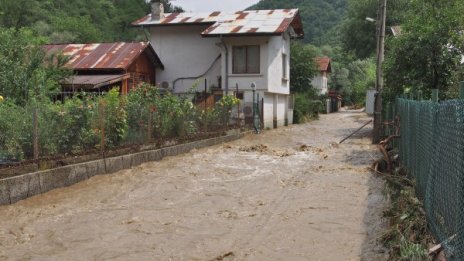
left=0, top=133, right=244, bottom=205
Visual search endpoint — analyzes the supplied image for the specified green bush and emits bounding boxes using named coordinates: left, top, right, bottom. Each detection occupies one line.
left=0, top=100, right=31, bottom=160
left=126, top=84, right=159, bottom=143
left=0, top=83, right=235, bottom=162
left=126, top=84, right=202, bottom=141
left=294, top=91, right=323, bottom=124
left=215, top=95, right=240, bottom=127
left=99, top=89, right=128, bottom=148
left=37, top=96, right=98, bottom=156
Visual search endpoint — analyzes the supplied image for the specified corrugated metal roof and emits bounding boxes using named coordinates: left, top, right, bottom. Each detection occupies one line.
left=61, top=74, right=130, bottom=89
left=132, top=9, right=304, bottom=38
left=316, top=57, right=331, bottom=73
left=43, top=42, right=163, bottom=70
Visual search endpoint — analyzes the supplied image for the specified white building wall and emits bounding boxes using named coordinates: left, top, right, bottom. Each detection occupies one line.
left=311, top=74, right=328, bottom=95
left=263, top=92, right=274, bottom=129
left=149, top=25, right=222, bottom=93
left=148, top=25, right=293, bottom=129
left=267, top=34, right=291, bottom=94
left=223, top=36, right=269, bottom=96
left=276, top=94, right=287, bottom=127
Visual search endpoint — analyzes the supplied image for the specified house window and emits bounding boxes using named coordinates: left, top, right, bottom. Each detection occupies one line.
left=282, top=53, right=288, bottom=79
left=232, top=45, right=260, bottom=74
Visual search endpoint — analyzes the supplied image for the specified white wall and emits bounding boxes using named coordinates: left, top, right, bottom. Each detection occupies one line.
left=223, top=36, right=269, bottom=96
left=263, top=92, right=274, bottom=129
left=311, top=73, right=328, bottom=95
left=150, top=25, right=222, bottom=93
left=266, top=33, right=291, bottom=95
left=276, top=94, right=287, bottom=127
left=150, top=25, right=291, bottom=96
left=149, top=25, right=293, bottom=128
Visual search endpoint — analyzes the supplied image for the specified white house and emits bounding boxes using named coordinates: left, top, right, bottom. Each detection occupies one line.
left=311, top=57, right=331, bottom=95
left=132, top=2, right=304, bottom=128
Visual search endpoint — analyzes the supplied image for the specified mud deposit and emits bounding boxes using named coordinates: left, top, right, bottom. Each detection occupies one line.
left=0, top=110, right=388, bottom=261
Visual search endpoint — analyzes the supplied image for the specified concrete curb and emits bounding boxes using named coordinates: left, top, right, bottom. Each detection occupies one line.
left=0, top=133, right=244, bottom=205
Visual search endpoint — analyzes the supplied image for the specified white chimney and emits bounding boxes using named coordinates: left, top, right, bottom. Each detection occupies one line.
left=151, top=0, right=164, bottom=21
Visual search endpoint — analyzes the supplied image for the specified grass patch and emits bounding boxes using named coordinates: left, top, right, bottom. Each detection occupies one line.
left=380, top=168, right=435, bottom=261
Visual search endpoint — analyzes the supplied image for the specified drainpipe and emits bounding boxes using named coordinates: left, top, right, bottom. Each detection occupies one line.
left=220, top=35, right=229, bottom=95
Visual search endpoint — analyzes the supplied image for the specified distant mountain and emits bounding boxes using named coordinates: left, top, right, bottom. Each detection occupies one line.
left=247, top=0, right=347, bottom=46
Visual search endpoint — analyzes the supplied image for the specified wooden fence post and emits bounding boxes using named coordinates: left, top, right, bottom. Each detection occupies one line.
left=147, top=105, right=153, bottom=143
left=33, top=107, right=39, bottom=160
left=99, top=101, right=105, bottom=155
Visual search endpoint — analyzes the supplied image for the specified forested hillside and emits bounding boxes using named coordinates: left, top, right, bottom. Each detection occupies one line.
left=248, top=0, right=347, bottom=45
left=0, top=0, right=182, bottom=44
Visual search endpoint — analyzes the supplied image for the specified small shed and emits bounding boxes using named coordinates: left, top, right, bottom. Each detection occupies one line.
left=44, top=42, right=164, bottom=94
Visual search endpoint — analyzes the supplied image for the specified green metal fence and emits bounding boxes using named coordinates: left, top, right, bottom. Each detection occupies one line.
left=395, top=98, right=464, bottom=260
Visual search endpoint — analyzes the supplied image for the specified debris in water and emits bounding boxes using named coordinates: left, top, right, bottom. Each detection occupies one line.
left=239, top=144, right=268, bottom=152
left=217, top=210, right=238, bottom=220
left=122, top=217, right=140, bottom=224
left=210, top=251, right=234, bottom=261
left=298, top=144, right=323, bottom=153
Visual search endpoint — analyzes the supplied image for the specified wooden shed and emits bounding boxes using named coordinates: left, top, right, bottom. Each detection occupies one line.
left=44, top=42, right=164, bottom=94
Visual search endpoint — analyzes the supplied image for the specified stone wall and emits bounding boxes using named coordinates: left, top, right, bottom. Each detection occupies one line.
left=0, top=133, right=244, bottom=205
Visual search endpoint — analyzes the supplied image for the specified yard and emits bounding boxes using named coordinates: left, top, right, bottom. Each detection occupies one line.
left=0, top=110, right=388, bottom=260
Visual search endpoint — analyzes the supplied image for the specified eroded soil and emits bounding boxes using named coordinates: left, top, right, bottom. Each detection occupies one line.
left=0, top=110, right=388, bottom=261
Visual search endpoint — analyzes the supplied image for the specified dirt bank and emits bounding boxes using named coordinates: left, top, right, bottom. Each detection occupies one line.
left=0, top=110, right=388, bottom=261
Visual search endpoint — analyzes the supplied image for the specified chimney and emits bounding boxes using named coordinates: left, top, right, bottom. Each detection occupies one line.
left=151, top=0, right=164, bottom=21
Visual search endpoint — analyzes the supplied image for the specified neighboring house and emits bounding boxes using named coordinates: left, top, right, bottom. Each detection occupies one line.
left=132, top=2, right=304, bottom=128
left=311, top=57, right=331, bottom=95
left=44, top=42, right=164, bottom=94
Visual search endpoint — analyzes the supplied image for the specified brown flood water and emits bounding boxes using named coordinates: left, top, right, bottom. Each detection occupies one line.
left=0, top=110, right=388, bottom=261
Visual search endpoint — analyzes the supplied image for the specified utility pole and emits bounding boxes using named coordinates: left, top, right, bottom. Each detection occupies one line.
left=373, top=0, right=387, bottom=143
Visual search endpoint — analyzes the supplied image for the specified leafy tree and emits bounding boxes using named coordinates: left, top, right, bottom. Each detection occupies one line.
left=0, top=0, right=43, bottom=29
left=383, top=0, right=464, bottom=101
left=0, top=28, right=70, bottom=105
left=290, top=41, right=318, bottom=93
left=248, top=0, right=348, bottom=45
left=342, top=0, right=410, bottom=59
left=0, top=0, right=183, bottom=43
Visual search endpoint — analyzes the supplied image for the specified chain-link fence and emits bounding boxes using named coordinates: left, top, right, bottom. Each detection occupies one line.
left=395, top=98, right=464, bottom=260
left=0, top=87, right=242, bottom=171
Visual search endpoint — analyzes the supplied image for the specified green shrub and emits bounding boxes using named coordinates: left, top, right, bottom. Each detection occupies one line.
left=126, top=84, right=158, bottom=143
left=294, top=91, right=323, bottom=123
left=215, top=95, right=240, bottom=126
left=98, top=89, right=128, bottom=148
left=0, top=100, right=31, bottom=160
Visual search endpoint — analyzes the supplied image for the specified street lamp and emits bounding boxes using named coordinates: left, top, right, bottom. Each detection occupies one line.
left=367, top=0, right=387, bottom=143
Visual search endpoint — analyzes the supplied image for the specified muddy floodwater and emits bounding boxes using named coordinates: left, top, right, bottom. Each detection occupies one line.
left=0, top=110, right=388, bottom=261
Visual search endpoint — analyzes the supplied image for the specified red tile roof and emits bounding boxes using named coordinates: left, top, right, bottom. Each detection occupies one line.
left=316, top=57, right=331, bottom=73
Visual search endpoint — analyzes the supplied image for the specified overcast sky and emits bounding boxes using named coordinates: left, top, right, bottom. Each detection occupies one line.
left=174, top=0, right=260, bottom=12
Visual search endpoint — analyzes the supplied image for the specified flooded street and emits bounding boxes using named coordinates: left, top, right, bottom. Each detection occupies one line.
left=0, top=110, right=388, bottom=261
